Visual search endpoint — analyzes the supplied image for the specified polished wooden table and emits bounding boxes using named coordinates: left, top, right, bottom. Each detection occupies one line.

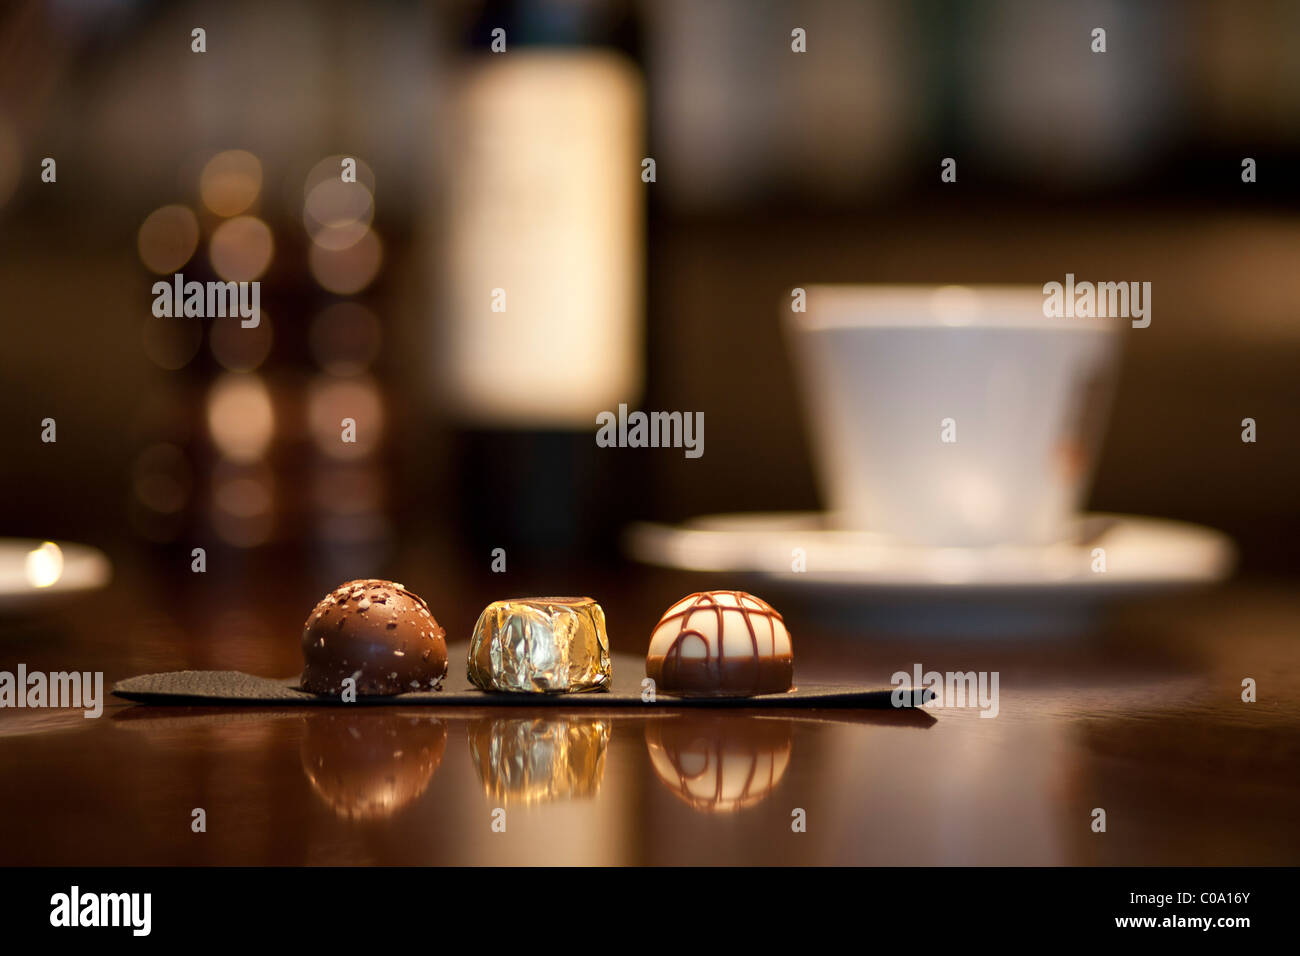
left=2, top=553, right=1297, bottom=866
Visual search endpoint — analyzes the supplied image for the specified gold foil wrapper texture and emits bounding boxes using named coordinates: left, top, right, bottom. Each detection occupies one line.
left=467, top=597, right=612, bottom=693
left=469, top=717, right=610, bottom=804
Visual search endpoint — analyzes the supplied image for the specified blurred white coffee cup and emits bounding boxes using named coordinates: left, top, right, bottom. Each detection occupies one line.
left=783, top=285, right=1121, bottom=547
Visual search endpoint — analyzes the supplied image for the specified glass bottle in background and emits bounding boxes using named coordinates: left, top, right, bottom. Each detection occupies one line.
left=435, top=0, right=646, bottom=564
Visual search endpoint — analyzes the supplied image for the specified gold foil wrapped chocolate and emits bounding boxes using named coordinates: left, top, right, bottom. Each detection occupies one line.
left=467, top=597, right=612, bottom=694
left=468, top=716, right=610, bottom=804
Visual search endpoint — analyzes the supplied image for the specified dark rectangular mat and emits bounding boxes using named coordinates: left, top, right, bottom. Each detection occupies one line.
left=113, top=650, right=933, bottom=709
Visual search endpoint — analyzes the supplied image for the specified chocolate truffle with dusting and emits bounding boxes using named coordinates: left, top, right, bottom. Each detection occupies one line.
left=301, top=579, right=448, bottom=697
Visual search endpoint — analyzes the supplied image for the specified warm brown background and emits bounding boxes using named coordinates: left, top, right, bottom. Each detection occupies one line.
left=1, top=0, right=1298, bottom=871
left=2, top=0, right=1297, bottom=582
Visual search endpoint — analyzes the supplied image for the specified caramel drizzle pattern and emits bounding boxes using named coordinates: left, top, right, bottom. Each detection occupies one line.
left=660, top=591, right=785, bottom=695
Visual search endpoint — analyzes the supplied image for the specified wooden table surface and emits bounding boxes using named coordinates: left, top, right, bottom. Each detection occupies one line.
left=2, top=554, right=1297, bottom=866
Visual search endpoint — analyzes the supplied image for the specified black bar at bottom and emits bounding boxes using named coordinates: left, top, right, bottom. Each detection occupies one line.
left=2, top=866, right=1292, bottom=941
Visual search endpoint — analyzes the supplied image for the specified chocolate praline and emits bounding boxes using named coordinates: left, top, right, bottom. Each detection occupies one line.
left=646, top=590, right=793, bottom=697
left=301, top=713, right=448, bottom=820
left=300, top=579, right=448, bottom=697
left=645, top=715, right=793, bottom=811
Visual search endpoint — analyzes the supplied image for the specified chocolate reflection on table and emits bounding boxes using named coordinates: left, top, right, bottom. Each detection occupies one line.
left=467, top=715, right=609, bottom=805
left=645, top=715, right=794, bottom=813
left=300, top=711, right=447, bottom=821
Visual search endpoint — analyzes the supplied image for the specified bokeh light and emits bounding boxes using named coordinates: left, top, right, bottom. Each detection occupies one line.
left=132, top=442, right=193, bottom=515
left=308, top=303, right=381, bottom=375
left=129, top=442, right=193, bottom=543
left=215, top=477, right=272, bottom=520
left=211, top=460, right=274, bottom=548
left=209, top=215, right=274, bottom=281
left=24, top=542, right=63, bottom=589
left=307, top=374, right=383, bottom=459
left=210, top=313, right=273, bottom=372
left=308, top=227, right=382, bottom=294
left=142, top=312, right=202, bottom=369
left=303, top=154, right=375, bottom=198
left=199, top=150, right=263, bottom=218
left=206, top=372, right=275, bottom=462
left=304, top=177, right=374, bottom=250
left=137, top=204, right=200, bottom=274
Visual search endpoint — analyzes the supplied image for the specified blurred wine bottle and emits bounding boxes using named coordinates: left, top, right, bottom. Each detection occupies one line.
left=437, top=0, right=645, bottom=565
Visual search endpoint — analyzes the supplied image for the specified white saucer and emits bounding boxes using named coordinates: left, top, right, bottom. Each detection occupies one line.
left=625, top=512, right=1234, bottom=596
left=0, top=539, right=112, bottom=612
